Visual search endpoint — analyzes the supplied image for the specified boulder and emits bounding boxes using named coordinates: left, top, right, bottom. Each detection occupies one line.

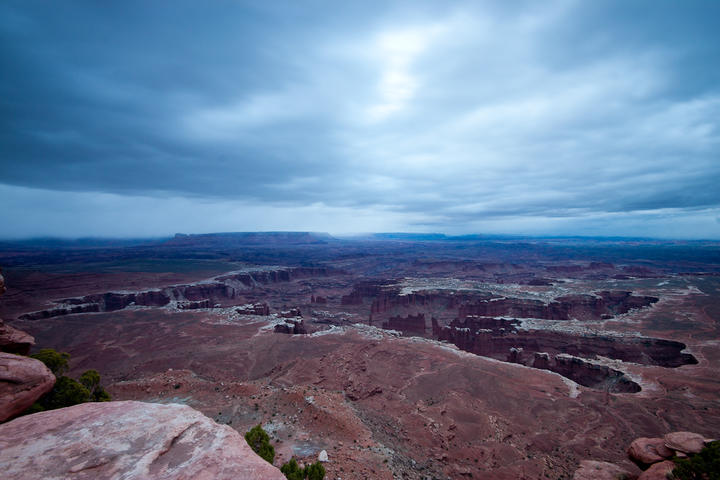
left=573, top=460, right=636, bottom=480
left=0, top=267, right=5, bottom=295
left=318, top=449, right=329, bottom=462
left=664, top=431, right=707, bottom=454
left=0, top=400, right=286, bottom=480
left=0, top=352, right=55, bottom=422
left=638, top=460, right=675, bottom=480
left=627, top=437, right=674, bottom=464
left=0, top=321, right=35, bottom=355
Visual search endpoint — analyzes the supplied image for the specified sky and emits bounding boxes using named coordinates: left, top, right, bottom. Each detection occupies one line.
left=1, top=0, right=720, bottom=239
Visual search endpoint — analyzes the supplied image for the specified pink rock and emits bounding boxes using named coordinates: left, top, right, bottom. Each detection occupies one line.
left=664, top=431, right=707, bottom=454
left=573, top=460, right=637, bottom=480
left=0, top=400, right=286, bottom=480
left=638, top=460, right=675, bottom=480
left=0, top=321, right=35, bottom=355
left=627, top=437, right=674, bottom=464
left=0, top=352, right=55, bottom=422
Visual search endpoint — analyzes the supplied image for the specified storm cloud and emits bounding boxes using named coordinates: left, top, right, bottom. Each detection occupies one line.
left=1, top=0, right=719, bottom=238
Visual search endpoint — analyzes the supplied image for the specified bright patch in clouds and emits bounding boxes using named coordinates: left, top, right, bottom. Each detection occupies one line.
left=367, top=25, right=444, bottom=121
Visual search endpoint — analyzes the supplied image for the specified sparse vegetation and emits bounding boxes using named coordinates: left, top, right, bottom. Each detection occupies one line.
left=245, top=424, right=275, bottom=464
left=31, top=348, right=69, bottom=376
left=24, top=349, right=111, bottom=414
left=672, top=441, right=720, bottom=480
left=304, top=461, right=326, bottom=480
left=280, top=457, right=325, bottom=480
left=280, top=458, right=304, bottom=480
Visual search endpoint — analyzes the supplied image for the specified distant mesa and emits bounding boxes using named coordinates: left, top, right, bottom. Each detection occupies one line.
left=165, top=231, right=334, bottom=247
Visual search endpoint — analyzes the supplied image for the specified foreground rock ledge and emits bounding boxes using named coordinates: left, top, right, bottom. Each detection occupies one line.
left=0, top=352, right=54, bottom=422
left=0, top=400, right=286, bottom=480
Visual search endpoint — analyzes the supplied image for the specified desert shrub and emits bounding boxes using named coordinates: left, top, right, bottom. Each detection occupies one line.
left=31, top=348, right=69, bottom=377
left=79, top=369, right=111, bottom=401
left=39, top=376, right=91, bottom=409
left=279, top=458, right=325, bottom=480
left=672, top=441, right=720, bottom=480
left=280, top=457, right=304, bottom=480
left=245, top=424, right=275, bottom=464
left=304, top=461, right=325, bottom=480
left=22, top=349, right=111, bottom=415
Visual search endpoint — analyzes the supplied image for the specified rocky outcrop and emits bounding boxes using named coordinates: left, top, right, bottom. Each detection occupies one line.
left=572, top=460, right=636, bottom=480
left=279, top=307, right=302, bottom=318
left=18, top=267, right=333, bottom=321
left=0, top=320, right=35, bottom=355
left=236, top=303, right=270, bottom=316
left=274, top=319, right=307, bottom=335
left=438, top=321, right=697, bottom=368
left=0, top=401, right=286, bottom=479
left=177, top=299, right=211, bottom=310
left=552, top=354, right=641, bottom=393
left=435, top=322, right=706, bottom=391
left=0, top=270, right=37, bottom=356
left=577, top=431, right=715, bottom=480
left=381, top=313, right=427, bottom=336
left=310, top=295, right=327, bottom=304
left=458, top=291, right=658, bottom=321
left=627, top=437, right=673, bottom=465
left=342, top=281, right=387, bottom=305
left=0, top=353, right=55, bottom=422
left=664, top=431, right=709, bottom=454
left=637, top=460, right=675, bottom=480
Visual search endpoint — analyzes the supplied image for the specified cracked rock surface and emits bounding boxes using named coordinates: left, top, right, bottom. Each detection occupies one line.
left=0, top=400, right=285, bottom=480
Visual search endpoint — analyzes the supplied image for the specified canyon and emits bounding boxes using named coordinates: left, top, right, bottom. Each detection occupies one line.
left=1, top=233, right=719, bottom=479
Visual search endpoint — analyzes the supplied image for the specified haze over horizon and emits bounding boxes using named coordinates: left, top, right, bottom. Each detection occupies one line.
left=2, top=1, right=720, bottom=239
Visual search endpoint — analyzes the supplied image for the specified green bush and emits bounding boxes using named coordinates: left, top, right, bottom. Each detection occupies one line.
left=304, top=461, right=326, bottom=480
left=79, top=369, right=111, bottom=401
left=280, top=458, right=325, bottom=480
left=31, top=349, right=69, bottom=377
left=245, top=424, right=275, bottom=464
left=280, top=458, right=304, bottom=480
left=21, top=349, right=111, bottom=415
left=40, top=376, right=91, bottom=409
left=672, top=441, right=720, bottom=480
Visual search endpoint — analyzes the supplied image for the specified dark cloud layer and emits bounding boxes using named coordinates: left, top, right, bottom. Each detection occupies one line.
left=1, top=1, right=719, bottom=238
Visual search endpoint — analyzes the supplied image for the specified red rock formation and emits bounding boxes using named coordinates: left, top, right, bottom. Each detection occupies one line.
left=438, top=322, right=696, bottom=369
left=0, top=320, right=35, bottom=355
left=381, top=314, right=427, bottom=335
left=311, top=295, right=328, bottom=304
left=342, top=281, right=387, bottom=305
left=0, top=401, right=286, bottom=479
left=279, top=307, right=303, bottom=318
left=436, top=325, right=686, bottom=392
left=457, top=291, right=658, bottom=321
left=236, top=303, right=270, bottom=316
left=638, top=460, right=675, bottom=480
left=177, top=299, right=211, bottom=310
left=0, top=353, right=55, bottom=422
left=274, top=319, right=307, bottom=335
left=572, top=460, right=637, bottom=480
left=17, top=267, right=335, bottom=321
left=664, top=431, right=708, bottom=454
left=627, top=437, right=673, bottom=465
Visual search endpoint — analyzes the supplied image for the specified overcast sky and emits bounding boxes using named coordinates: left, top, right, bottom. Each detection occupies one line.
left=1, top=0, right=720, bottom=239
